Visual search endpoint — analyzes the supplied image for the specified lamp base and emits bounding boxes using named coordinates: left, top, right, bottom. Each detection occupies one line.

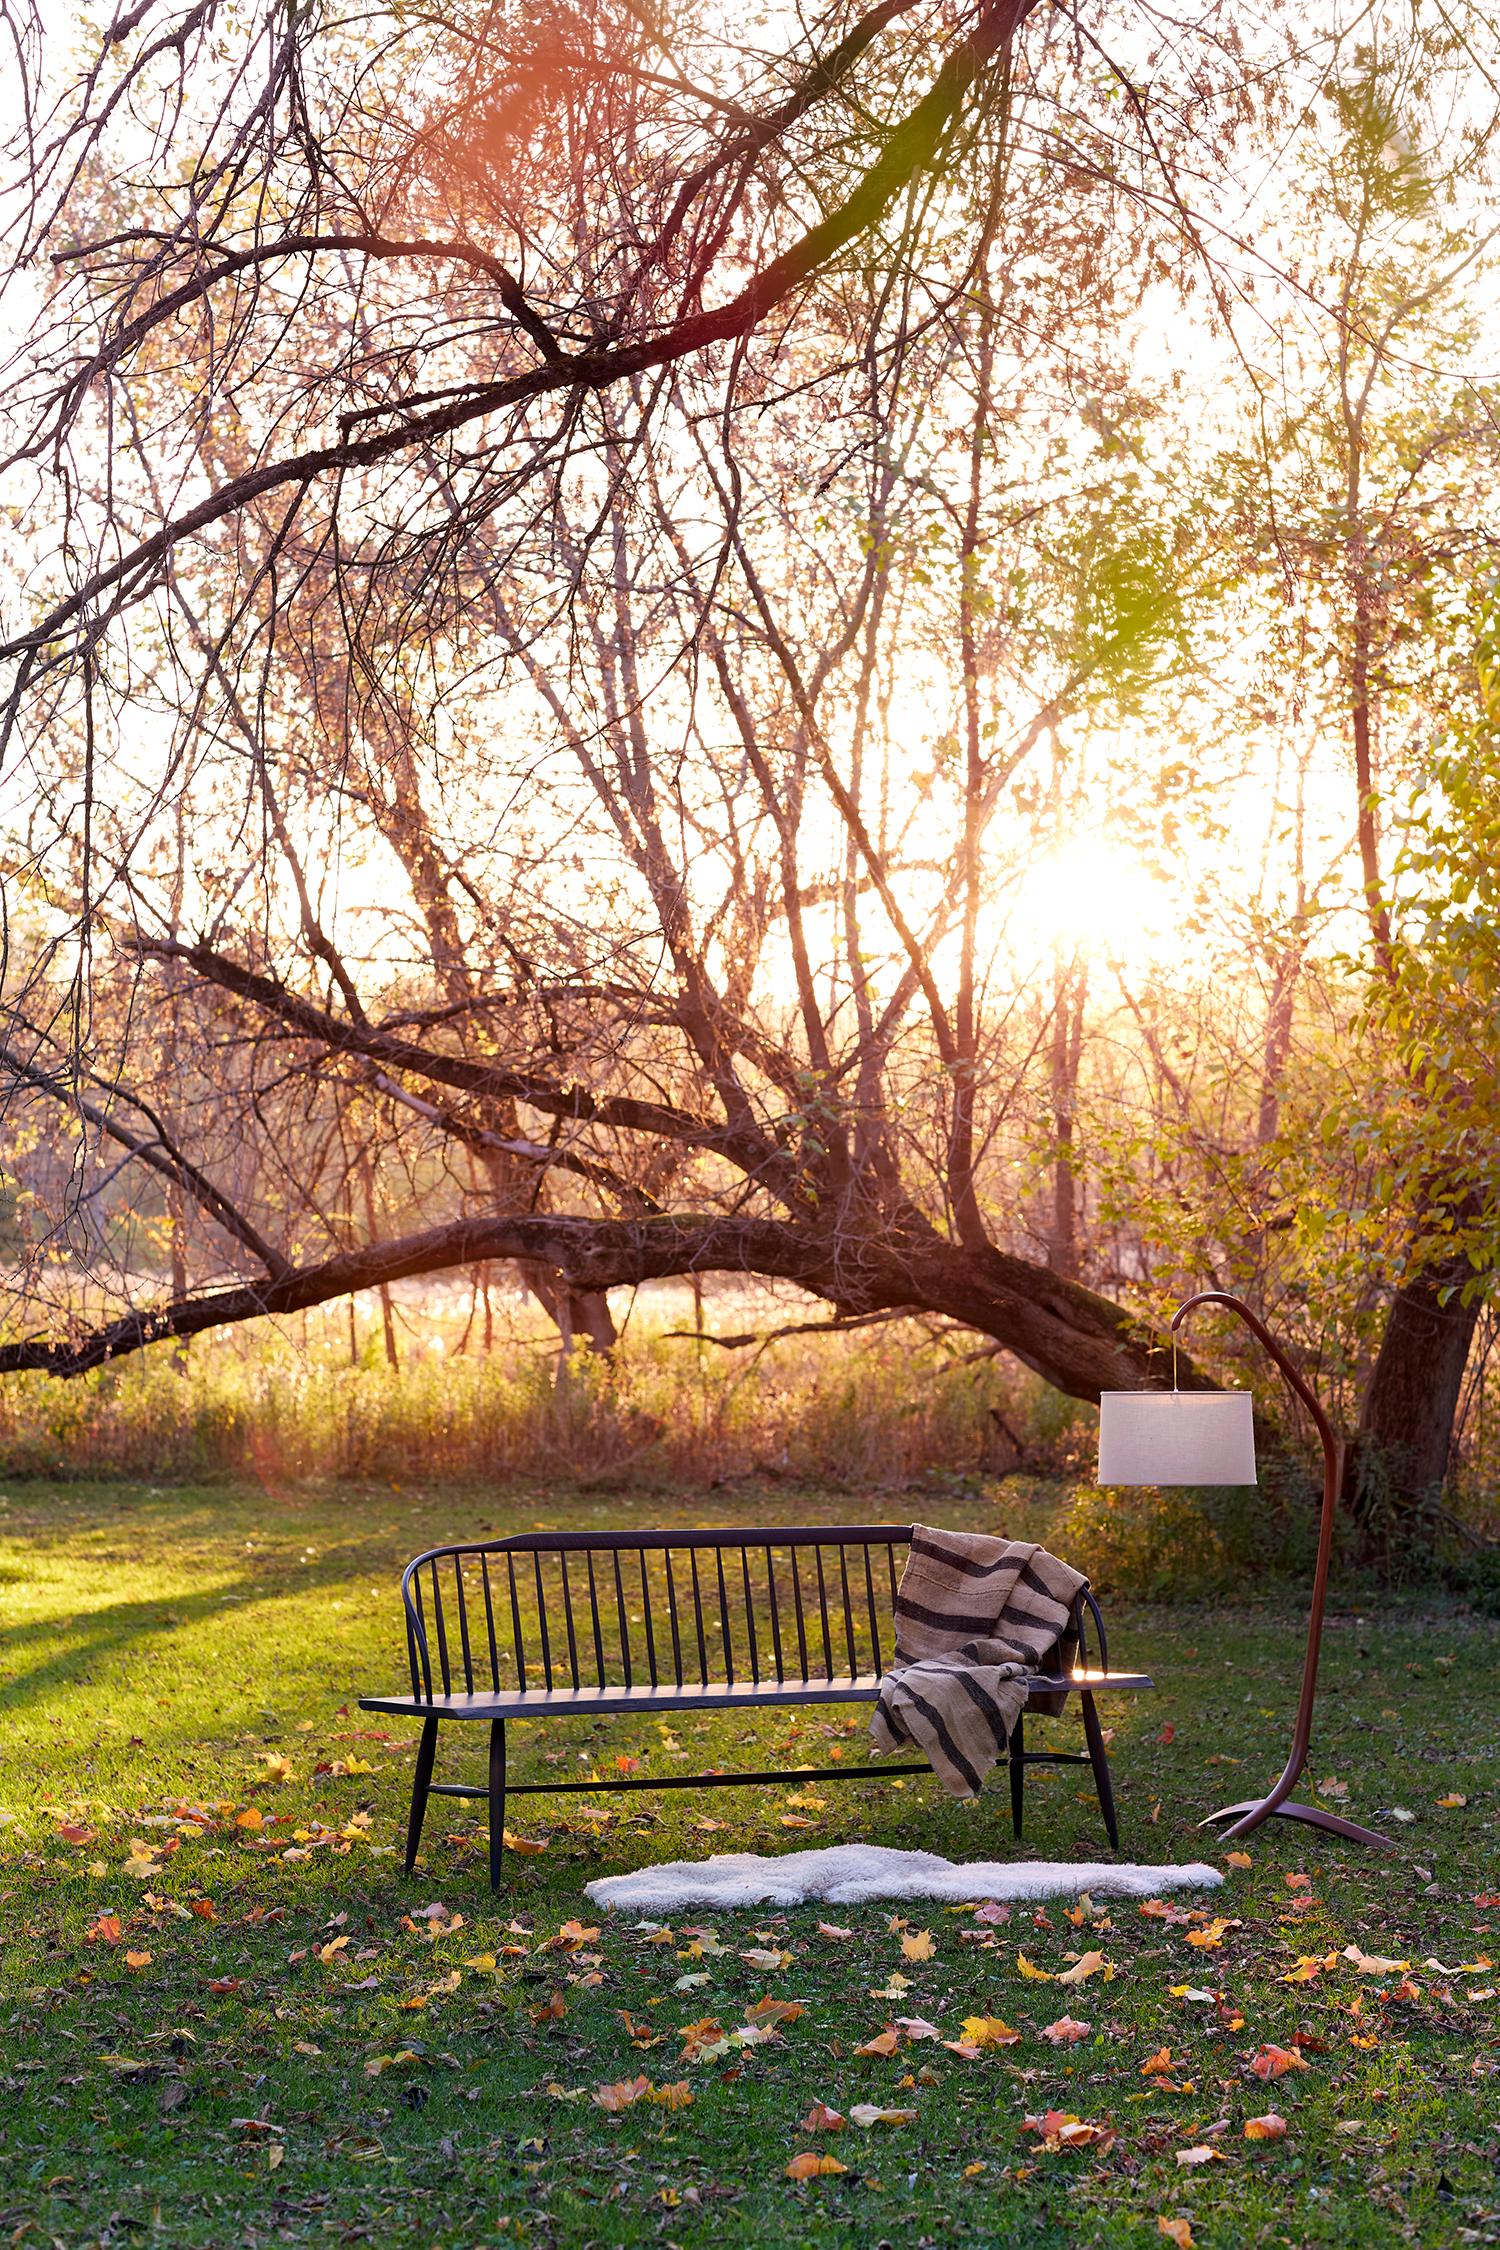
left=1200, top=1796, right=1397, bottom=1849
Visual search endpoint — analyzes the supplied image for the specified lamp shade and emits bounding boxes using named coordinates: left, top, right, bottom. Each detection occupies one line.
left=1097, top=1391, right=1256, bottom=1486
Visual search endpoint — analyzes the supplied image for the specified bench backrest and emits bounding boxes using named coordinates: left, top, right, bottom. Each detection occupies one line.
left=399, top=1527, right=1108, bottom=1703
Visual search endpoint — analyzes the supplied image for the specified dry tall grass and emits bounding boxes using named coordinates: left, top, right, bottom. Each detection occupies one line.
left=0, top=1288, right=1086, bottom=1490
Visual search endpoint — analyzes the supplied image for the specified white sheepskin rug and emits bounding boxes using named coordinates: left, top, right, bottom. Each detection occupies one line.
left=585, top=1844, right=1223, bottom=1914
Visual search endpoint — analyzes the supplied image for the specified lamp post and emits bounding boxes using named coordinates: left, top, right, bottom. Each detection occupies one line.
left=1098, top=1288, right=1394, bottom=1850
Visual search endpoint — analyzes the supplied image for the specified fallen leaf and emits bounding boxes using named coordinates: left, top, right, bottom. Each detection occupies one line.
left=744, top=1997, right=806, bottom=2028
left=1176, top=2144, right=1226, bottom=2166
left=1016, top=1951, right=1053, bottom=1981
left=502, top=1831, right=548, bottom=1855
left=1225, top=1851, right=1252, bottom=1869
left=869, top=1973, right=911, bottom=2000
left=900, top=1930, right=935, bottom=1963
left=1249, top=2044, right=1309, bottom=2081
left=1157, top=1723, right=1176, bottom=1745
left=957, top=2014, right=1022, bottom=2049
left=1316, top=1777, right=1349, bottom=1800
left=798, top=2103, right=846, bottom=2133
left=1158, top=2220, right=1196, bottom=2248
left=57, top=1822, right=96, bottom=1845
left=849, top=2104, right=917, bottom=2128
left=854, top=2027, right=900, bottom=2058
left=1042, top=2016, right=1091, bottom=2046
left=786, top=2152, right=847, bottom=2180
left=124, top=1950, right=152, bottom=1971
left=892, top=2015, right=942, bottom=2042
left=1020, top=2109, right=1115, bottom=2153
left=1140, top=2047, right=1173, bottom=2076
left=1185, top=1918, right=1240, bottom=1951
left=1342, top=1945, right=1410, bottom=1977
left=86, top=1915, right=124, bottom=1947
left=1435, top=1793, right=1467, bottom=1808
left=740, top=1947, right=792, bottom=1971
left=1057, top=1948, right=1112, bottom=1985
left=593, top=2075, right=652, bottom=2112
left=1244, top=2113, right=1288, bottom=2141
left=817, top=1922, right=853, bottom=1942
left=1279, top=1953, right=1339, bottom=1985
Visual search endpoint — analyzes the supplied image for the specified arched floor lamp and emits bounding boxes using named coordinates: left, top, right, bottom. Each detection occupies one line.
left=1098, top=1289, right=1394, bottom=1849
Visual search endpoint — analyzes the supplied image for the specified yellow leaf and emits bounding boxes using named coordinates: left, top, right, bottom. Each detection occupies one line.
left=1279, top=1953, right=1338, bottom=1985
left=124, top=1950, right=152, bottom=1971
left=259, top=1754, right=294, bottom=1783
left=1184, top=1918, right=1239, bottom=1950
left=648, top=2080, right=693, bottom=2111
left=958, top=2015, right=1022, bottom=2050
left=1056, top=1948, right=1111, bottom=1986
left=1016, top=1952, right=1053, bottom=1981
left=1225, top=1851, right=1252, bottom=1869
left=1435, top=1793, right=1467, bottom=1808
left=1158, top=2220, right=1196, bottom=2248
left=502, top=1830, right=548, bottom=1854
left=848, top=2104, right=917, bottom=2127
left=463, top=1953, right=497, bottom=1973
left=786, top=2152, right=847, bottom=2180
left=869, top=1973, right=911, bottom=2000
left=900, top=1930, right=935, bottom=1963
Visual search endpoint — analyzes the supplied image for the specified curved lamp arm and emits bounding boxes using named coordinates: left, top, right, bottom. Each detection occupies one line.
left=1169, top=1290, right=1390, bottom=1848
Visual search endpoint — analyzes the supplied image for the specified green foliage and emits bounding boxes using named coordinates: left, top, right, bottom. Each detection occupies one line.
left=1050, top=1476, right=1317, bottom=1602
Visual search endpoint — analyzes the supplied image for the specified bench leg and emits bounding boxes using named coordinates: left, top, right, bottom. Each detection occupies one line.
left=405, top=1716, right=439, bottom=1875
left=488, top=1718, right=507, bottom=1892
left=1080, top=1691, right=1119, bottom=1850
left=1009, top=1710, right=1025, bottom=1840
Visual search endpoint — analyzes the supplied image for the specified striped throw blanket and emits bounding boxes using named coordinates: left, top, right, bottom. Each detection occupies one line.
left=870, top=1529, right=1086, bottom=1800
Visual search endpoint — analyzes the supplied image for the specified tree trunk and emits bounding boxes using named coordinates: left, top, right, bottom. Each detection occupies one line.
left=1345, top=1241, right=1482, bottom=1564
left=1049, top=955, right=1086, bottom=1279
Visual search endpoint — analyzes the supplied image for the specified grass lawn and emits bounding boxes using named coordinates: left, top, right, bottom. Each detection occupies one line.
left=1, top=1475, right=1497, bottom=2249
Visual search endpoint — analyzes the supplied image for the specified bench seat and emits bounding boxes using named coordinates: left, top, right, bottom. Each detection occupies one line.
left=360, top=1667, right=1152, bottom=1723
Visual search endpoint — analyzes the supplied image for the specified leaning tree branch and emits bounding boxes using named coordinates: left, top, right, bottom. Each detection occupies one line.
left=0, top=1203, right=1208, bottom=1406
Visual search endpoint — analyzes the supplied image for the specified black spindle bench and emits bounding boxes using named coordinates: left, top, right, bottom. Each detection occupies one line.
left=359, top=1525, right=1153, bottom=1887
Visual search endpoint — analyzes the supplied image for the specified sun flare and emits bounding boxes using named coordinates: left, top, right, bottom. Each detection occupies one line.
left=1003, top=834, right=1170, bottom=971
